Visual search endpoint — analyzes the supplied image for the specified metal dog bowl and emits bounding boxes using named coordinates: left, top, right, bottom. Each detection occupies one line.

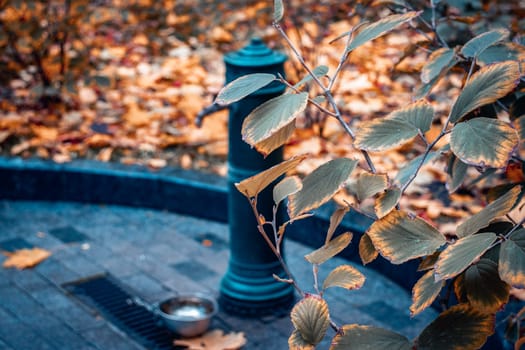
left=156, top=294, right=217, bottom=337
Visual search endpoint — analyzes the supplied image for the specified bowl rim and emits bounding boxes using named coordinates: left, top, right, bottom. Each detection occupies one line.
left=156, top=293, right=218, bottom=321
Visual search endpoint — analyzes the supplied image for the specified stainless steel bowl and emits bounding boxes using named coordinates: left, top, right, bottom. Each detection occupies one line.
left=156, top=294, right=217, bottom=337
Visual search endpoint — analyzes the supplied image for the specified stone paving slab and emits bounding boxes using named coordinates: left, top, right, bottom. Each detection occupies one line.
left=0, top=200, right=437, bottom=349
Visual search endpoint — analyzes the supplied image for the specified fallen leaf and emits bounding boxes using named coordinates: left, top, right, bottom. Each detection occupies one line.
left=148, top=158, right=167, bottom=169
left=2, top=248, right=52, bottom=269
left=78, top=87, right=98, bottom=104
left=0, top=130, right=11, bottom=143
left=174, top=330, right=246, bottom=350
left=31, top=125, right=59, bottom=141
left=97, top=147, right=113, bottom=162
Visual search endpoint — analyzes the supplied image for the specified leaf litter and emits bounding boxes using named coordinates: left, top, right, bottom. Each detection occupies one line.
left=0, top=2, right=522, bottom=243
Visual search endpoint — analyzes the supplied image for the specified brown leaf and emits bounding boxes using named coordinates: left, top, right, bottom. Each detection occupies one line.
left=123, top=103, right=152, bottom=127
left=2, top=248, right=52, bottom=269
left=97, top=147, right=113, bottom=162
left=148, top=158, right=167, bottom=169
left=173, top=330, right=246, bottom=350
left=0, top=130, right=11, bottom=143
left=31, top=125, right=58, bottom=142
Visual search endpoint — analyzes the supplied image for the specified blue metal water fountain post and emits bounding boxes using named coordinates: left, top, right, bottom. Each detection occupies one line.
left=219, top=38, right=294, bottom=316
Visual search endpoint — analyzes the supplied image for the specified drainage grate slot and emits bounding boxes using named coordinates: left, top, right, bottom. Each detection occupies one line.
left=63, top=274, right=181, bottom=350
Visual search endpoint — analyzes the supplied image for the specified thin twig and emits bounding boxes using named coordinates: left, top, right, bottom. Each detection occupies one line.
left=465, top=58, right=476, bottom=85
left=274, top=21, right=377, bottom=173
left=400, top=130, right=445, bottom=195
left=248, top=197, right=304, bottom=296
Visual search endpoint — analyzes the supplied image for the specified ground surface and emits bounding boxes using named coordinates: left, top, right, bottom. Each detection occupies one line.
left=0, top=200, right=436, bottom=349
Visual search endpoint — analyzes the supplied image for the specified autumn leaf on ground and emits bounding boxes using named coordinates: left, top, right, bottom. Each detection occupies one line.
left=174, top=330, right=246, bottom=350
left=2, top=248, right=52, bottom=269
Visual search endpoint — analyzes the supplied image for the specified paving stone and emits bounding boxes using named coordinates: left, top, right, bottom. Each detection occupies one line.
left=26, top=314, right=94, bottom=350
left=80, top=325, right=143, bottom=350
left=0, top=237, right=33, bottom=252
left=120, top=272, right=169, bottom=300
left=79, top=242, right=115, bottom=262
left=32, top=286, right=79, bottom=310
left=11, top=269, right=52, bottom=292
left=0, top=285, right=45, bottom=317
left=171, top=260, right=218, bottom=282
left=59, top=254, right=105, bottom=278
left=145, top=242, right=191, bottom=264
left=50, top=305, right=105, bottom=332
left=135, top=255, right=179, bottom=282
left=34, top=258, right=80, bottom=285
left=0, top=338, right=14, bottom=350
left=0, top=321, right=56, bottom=350
left=49, top=226, right=90, bottom=243
left=98, top=256, right=140, bottom=278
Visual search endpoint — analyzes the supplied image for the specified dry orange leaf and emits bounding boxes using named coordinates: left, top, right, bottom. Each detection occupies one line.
left=2, top=248, right=52, bottom=269
left=174, top=330, right=246, bottom=350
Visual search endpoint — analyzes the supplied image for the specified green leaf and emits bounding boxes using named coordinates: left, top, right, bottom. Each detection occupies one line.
left=450, top=117, right=518, bottom=168
left=359, top=233, right=378, bottom=265
left=416, top=304, right=494, bottom=350
left=235, top=155, right=307, bottom=198
left=449, top=61, right=520, bottom=123
left=288, top=158, right=358, bottom=218
left=415, top=58, right=457, bottom=99
left=499, top=229, right=525, bottom=287
left=355, top=118, right=418, bottom=152
left=367, top=211, right=446, bottom=264
left=456, top=186, right=521, bottom=238
left=447, top=154, right=468, bottom=193
left=330, top=325, right=411, bottom=350
left=254, top=120, right=296, bottom=156
left=374, top=187, right=401, bottom=218
left=273, top=176, right=302, bottom=206
left=461, top=259, right=510, bottom=313
left=478, top=42, right=525, bottom=65
left=421, top=48, right=456, bottom=84
left=305, top=232, right=352, bottom=265
left=326, top=205, right=350, bottom=243
left=461, top=28, right=509, bottom=58
left=273, top=0, right=284, bottom=22
left=288, top=330, right=314, bottom=350
left=242, top=92, right=308, bottom=146
left=291, top=296, right=330, bottom=346
left=294, top=65, right=329, bottom=89
left=435, top=232, right=497, bottom=281
left=395, top=151, right=439, bottom=187
left=216, top=73, right=276, bottom=105
left=392, top=100, right=435, bottom=133
left=347, top=11, right=420, bottom=53
left=352, top=173, right=388, bottom=202
left=410, top=270, right=444, bottom=317
left=322, top=265, right=365, bottom=291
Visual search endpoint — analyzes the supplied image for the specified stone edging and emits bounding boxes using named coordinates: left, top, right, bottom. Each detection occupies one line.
left=0, top=156, right=419, bottom=291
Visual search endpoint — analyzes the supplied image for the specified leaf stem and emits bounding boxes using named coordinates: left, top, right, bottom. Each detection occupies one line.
left=274, top=22, right=377, bottom=174
left=400, top=130, right=445, bottom=195
left=248, top=196, right=304, bottom=296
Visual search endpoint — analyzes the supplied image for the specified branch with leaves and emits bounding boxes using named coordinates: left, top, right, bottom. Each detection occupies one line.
left=216, top=0, right=525, bottom=348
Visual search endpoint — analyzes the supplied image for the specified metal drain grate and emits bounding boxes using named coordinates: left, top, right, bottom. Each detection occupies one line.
left=63, top=274, right=180, bottom=350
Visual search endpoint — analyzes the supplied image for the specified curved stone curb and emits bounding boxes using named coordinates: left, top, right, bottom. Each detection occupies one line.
left=0, top=156, right=423, bottom=292
left=0, top=156, right=228, bottom=222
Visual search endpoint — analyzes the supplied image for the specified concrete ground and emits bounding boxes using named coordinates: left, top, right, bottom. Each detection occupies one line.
left=0, top=200, right=436, bottom=349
